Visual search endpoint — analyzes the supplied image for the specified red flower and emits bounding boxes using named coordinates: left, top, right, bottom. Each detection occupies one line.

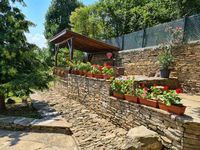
left=140, top=83, right=146, bottom=88
left=175, top=89, right=182, bottom=94
left=144, top=87, right=149, bottom=91
left=98, top=66, right=103, bottom=71
left=105, top=65, right=111, bottom=69
left=163, top=86, right=169, bottom=91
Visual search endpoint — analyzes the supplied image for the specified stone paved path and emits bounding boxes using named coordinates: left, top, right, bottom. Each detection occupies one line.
left=0, top=129, right=78, bottom=150
left=31, top=88, right=128, bottom=150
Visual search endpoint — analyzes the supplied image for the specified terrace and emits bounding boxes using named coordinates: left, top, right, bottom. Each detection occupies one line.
left=50, top=29, right=200, bottom=149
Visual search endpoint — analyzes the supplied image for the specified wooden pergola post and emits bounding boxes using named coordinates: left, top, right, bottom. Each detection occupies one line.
left=55, top=45, right=59, bottom=67
left=67, top=37, right=74, bottom=61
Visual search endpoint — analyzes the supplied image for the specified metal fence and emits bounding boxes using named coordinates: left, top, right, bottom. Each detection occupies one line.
left=105, top=14, right=200, bottom=50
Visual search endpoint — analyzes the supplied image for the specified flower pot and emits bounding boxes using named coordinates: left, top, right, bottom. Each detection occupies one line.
left=87, top=73, right=93, bottom=78
left=159, top=103, right=186, bottom=115
left=160, top=69, right=171, bottom=78
left=113, top=92, right=124, bottom=99
left=139, top=98, right=158, bottom=108
left=124, top=95, right=138, bottom=103
left=158, top=102, right=169, bottom=111
left=95, top=74, right=103, bottom=79
left=79, top=71, right=84, bottom=76
left=103, top=74, right=111, bottom=80
left=83, top=71, right=87, bottom=76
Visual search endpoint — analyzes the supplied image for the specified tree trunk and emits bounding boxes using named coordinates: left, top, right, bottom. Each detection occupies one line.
left=0, top=95, right=6, bottom=111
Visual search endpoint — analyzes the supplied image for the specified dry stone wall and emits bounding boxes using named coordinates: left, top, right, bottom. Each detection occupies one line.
left=117, top=41, right=200, bottom=95
left=56, top=75, right=200, bottom=150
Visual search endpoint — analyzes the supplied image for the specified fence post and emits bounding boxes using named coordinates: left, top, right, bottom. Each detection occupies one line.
left=142, top=28, right=146, bottom=48
left=182, top=15, right=188, bottom=43
left=122, top=35, right=125, bottom=50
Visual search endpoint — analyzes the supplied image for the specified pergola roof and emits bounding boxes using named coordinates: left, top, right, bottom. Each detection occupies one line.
left=49, top=29, right=120, bottom=53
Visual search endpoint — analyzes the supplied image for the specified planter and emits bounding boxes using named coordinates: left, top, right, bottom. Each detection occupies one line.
left=103, top=74, right=111, bottom=80
left=87, top=73, right=93, bottom=78
left=158, top=102, right=169, bottom=111
left=159, top=103, right=186, bottom=115
left=95, top=74, right=103, bottom=79
left=124, top=95, right=138, bottom=103
left=160, top=69, right=171, bottom=78
left=83, top=71, right=87, bottom=76
left=79, top=71, right=84, bottom=76
left=139, top=98, right=158, bottom=108
left=113, top=92, right=124, bottom=99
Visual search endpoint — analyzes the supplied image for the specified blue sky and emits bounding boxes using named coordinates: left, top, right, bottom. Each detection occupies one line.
left=18, top=0, right=97, bottom=48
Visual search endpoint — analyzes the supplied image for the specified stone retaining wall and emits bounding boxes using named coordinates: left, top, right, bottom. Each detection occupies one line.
left=117, top=41, right=200, bottom=95
left=57, top=74, right=200, bottom=150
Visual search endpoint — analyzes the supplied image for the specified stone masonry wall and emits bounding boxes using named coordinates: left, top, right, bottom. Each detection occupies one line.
left=56, top=75, right=200, bottom=150
left=117, top=41, right=200, bottom=95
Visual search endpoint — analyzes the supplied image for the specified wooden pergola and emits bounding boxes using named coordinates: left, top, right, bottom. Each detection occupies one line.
left=49, top=29, right=120, bottom=66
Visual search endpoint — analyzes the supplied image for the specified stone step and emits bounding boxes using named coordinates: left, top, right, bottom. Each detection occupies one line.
left=0, top=116, right=72, bottom=135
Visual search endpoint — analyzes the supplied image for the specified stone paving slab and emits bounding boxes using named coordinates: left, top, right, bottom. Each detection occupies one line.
left=0, top=129, right=79, bottom=150
left=0, top=115, right=72, bottom=134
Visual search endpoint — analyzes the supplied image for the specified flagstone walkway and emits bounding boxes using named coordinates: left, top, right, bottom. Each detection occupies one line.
left=31, top=89, right=128, bottom=150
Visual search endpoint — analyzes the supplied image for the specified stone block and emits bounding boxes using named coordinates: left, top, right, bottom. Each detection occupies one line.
left=122, top=126, right=162, bottom=150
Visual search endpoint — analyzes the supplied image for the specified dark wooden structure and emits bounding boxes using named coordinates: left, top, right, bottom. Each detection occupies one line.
left=49, top=29, right=120, bottom=66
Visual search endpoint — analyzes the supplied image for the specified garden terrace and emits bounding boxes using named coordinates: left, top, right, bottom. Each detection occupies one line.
left=55, top=74, right=200, bottom=150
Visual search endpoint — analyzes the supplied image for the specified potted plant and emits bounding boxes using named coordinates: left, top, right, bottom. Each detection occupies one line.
left=158, top=45, right=174, bottom=78
left=137, top=87, right=158, bottom=108
left=122, top=79, right=138, bottom=103
left=111, top=79, right=125, bottom=99
left=158, top=88, right=186, bottom=115
left=102, top=65, right=114, bottom=80
left=91, top=65, right=103, bottom=79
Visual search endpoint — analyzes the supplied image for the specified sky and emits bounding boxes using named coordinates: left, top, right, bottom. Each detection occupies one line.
left=18, top=0, right=97, bottom=48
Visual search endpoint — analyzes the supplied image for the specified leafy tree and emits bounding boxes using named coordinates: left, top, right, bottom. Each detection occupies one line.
left=70, top=6, right=103, bottom=39
left=44, top=0, right=82, bottom=40
left=69, top=0, right=200, bottom=40
left=0, top=0, right=53, bottom=110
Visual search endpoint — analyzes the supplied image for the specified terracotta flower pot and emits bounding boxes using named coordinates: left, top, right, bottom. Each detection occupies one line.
left=87, top=73, right=93, bottom=78
left=95, top=74, right=103, bottom=79
left=113, top=92, right=124, bottom=99
left=139, top=98, right=158, bottom=108
left=124, top=95, right=139, bottom=103
left=158, top=102, right=169, bottom=111
left=79, top=71, right=84, bottom=76
left=159, top=103, right=186, bottom=115
left=83, top=71, right=87, bottom=76
left=103, top=74, right=111, bottom=80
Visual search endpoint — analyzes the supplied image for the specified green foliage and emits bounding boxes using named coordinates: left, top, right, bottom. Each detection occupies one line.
left=44, top=0, right=82, bottom=40
left=121, top=79, right=134, bottom=95
left=102, top=66, right=114, bottom=76
left=70, top=6, right=103, bottom=39
left=159, top=90, right=182, bottom=106
left=111, top=79, right=124, bottom=94
left=0, top=0, right=53, bottom=99
left=69, top=0, right=200, bottom=40
left=158, top=45, right=174, bottom=69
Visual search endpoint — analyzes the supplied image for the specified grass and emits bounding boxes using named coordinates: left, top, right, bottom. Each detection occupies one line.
left=0, top=98, right=42, bottom=119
